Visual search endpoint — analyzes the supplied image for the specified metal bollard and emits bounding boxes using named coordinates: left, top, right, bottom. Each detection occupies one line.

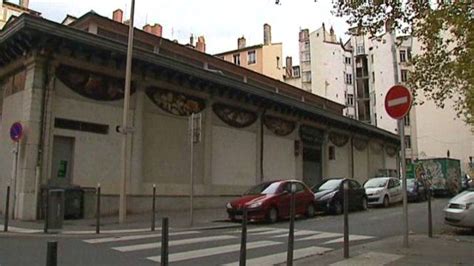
left=151, top=184, right=156, bottom=232
left=343, top=181, right=349, bottom=259
left=287, top=185, right=296, bottom=266
left=4, top=186, right=10, bottom=232
left=44, top=189, right=49, bottom=234
left=428, top=190, right=433, bottom=238
left=96, top=184, right=101, bottom=234
left=239, top=208, right=247, bottom=266
left=46, top=241, right=58, bottom=266
left=161, top=217, right=169, bottom=266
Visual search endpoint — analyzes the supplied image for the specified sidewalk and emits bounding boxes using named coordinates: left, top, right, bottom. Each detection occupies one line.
left=0, top=208, right=238, bottom=234
left=294, top=232, right=474, bottom=265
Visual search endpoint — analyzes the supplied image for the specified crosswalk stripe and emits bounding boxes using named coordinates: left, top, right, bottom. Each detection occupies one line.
left=299, top=232, right=343, bottom=241
left=84, top=231, right=200, bottom=244
left=270, top=230, right=321, bottom=238
left=250, top=228, right=287, bottom=236
left=147, top=240, right=280, bottom=263
left=323, top=235, right=374, bottom=244
left=112, top=235, right=236, bottom=252
left=222, top=246, right=333, bottom=266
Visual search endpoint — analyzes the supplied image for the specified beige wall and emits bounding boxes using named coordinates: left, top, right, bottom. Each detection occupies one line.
left=327, top=143, right=350, bottom=178
left=262, top=44, right=284, bottom=81
left=221, top=48, right=263, bottom=74
left=263, top=133, right=297, bottom=181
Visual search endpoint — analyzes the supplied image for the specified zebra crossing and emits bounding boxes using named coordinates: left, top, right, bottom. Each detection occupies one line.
left=82, top=226, right=375, bottom=265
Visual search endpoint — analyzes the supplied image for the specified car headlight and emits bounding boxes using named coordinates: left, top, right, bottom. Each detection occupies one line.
left=248, top=201, right=263, bottom=209
left=226, top=202, right=232, bottom=209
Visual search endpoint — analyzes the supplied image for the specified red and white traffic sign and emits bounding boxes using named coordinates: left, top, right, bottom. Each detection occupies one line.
left=385, top=85, right=412, bottom=120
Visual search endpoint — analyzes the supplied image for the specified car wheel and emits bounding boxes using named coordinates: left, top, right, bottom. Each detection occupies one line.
left=306, top=204, right=316, bottom=218
left=266, top=207, right=278, bottom=224
left=333, top=201, right=343, bottom=215
left=361, top=197, right=368, bottom=211
left=383, top=195, right=390, bottom=208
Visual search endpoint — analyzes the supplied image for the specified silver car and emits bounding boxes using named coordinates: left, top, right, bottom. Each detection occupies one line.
left=364, top=177, right=403, bottom=207
left=444, top=189, right=474, bottom=228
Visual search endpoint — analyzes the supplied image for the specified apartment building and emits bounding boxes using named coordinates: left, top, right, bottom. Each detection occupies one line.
left=0, top=0, right=39, bottom=29
left=285, top=24, right=473, bottom=175
left=214, top=24, right=284, bottom=81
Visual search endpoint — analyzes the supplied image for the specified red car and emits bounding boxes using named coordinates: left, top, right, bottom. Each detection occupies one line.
left=226, top=180, right=316, bottom=223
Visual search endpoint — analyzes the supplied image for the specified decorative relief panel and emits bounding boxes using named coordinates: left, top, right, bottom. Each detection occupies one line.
left=353, top=137, right=368, bottom=151
left=263, top=115, right=295, bottom=136
left=386, top=145, right=398, bottom=157
left=146, top=87, right=205, bottom=116
left=299, top=125, right=324, bottom=145
left=213, top=103, right=257, bottom=128
left=370, top=142, right=384, bottom=154
left=56, top=65, right=134, bottom=101
left=329, top=132, right=349, bottom=147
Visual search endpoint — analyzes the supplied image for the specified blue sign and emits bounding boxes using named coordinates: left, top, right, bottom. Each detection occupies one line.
left=10, top=122, right=23, bottom=142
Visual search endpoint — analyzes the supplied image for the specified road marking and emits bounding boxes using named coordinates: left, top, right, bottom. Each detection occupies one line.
left=112, top=235, right=235, bottom=252
left=223, top=246, right=333, bottom=266
left=270, top=230, right=320, bottom=238
left=329, top=251, right=403, bottom=266
left=299, top=232, right=343, bottom=241
left=323, top=234, right=375, bottom=244
left=226, top=227, right=275, bottom=234
left=250, top=228, right=287, bottom=236
left=84, top=231, right=200, bottom=244
left=387, top=96, right=408, bottom=107
left=147, top=240, right=280, bottom=263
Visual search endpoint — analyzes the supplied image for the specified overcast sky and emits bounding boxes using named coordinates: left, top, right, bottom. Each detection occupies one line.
left=26, top=0, right=349, bottom=63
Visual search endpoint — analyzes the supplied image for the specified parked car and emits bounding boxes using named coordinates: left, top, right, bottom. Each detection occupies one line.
left=364, top=177, right=402, bottom=207
left=461, top=174, right=473, bottom=191
left=311, top=178, right=367, bottom=215
left=226, top=180, right=316, bottom=223
left=444, top=188, right=474, bottom=229
left=407, top=178, right=428, bottom=202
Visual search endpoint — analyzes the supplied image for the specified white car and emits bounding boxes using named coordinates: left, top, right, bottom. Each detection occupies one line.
left=364, top=177, right=403, bottom=207
left=444, top=189, right=474, bottom=228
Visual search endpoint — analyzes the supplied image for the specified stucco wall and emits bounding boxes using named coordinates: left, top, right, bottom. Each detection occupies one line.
left=353, top=147, right=369, bottom=183
left=327, top=144, right=350, bottom=178
left=263, top=133, right=296, bottom=181
left=212, top=125, right=257, bottom=186
left=262, top=44, right=284, bottom=81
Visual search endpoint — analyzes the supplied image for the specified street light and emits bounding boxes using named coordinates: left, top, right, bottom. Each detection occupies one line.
left=119, top=0, right=136, bottom=224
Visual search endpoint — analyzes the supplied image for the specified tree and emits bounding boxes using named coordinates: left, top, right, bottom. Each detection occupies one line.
left=320, top=1, right=473, bottom=126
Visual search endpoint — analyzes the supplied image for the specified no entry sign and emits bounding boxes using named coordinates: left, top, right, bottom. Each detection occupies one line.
left=385, top=85, right=412, bottom=120
left=10, top=122, right=23, bottom=142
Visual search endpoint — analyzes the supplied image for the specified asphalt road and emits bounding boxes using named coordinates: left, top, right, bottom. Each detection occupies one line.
left=0, top=198, right=453, bottom=266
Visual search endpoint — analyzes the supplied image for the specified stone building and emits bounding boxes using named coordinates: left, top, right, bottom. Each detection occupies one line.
left=0, top=11, right=399, bottom=220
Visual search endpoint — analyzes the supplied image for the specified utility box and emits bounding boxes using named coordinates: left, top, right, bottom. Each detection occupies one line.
left=47, top=189, right=65, bottom=232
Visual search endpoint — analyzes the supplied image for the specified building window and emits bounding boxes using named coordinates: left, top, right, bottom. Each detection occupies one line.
left=405, top=136, right=411, bottom=149
left=372, top=72, right=375, bottom=83
left=347, top=94, right=354, bottom=106
left=276, top=56, right=281, bottom=69
left=344, top=57, right=351, bottom=64
left=407, top=48, right=412, bottom=61
left=329, top=146, right=336, bottom=160
left=345, top=73, right=352, bottom=85
left=400, top=50, right=406, bottom=63
left=292, top=66, right=300, bottom=77
left=302, top=71, right=311, bottom=82
left=404, top=115, right=410, bottom=126
left=371, top=54, right=374, bottom=63
left=301, top=51, right=311, bottom=62
left=304, top=41, right=310, bottom=50
left=401, top=69, right=408, bottom=82
left=248, top=50, right=256, bottom=64
left=233, top=54, right=240, bottom=65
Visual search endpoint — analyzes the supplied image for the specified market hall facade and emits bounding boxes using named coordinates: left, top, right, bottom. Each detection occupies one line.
left=0, top=13, right=399, bottom=220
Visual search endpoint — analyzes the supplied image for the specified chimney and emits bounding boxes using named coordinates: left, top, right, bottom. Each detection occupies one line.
left=264, top=23, right=272, bottom=45
left=322, top=23, right=326, bottom=41
left=113, top=9, right=123, bottom=23
left=19, top=0, right=29, bottom=8
left=238, top=36, right=246, bottom=49
left=151, top=23, right=163, bottom=37
left=329, top=26, right=336, bottom=42
left=285, top=56, right=293, bottom=78
left=196, top=36, right=206, bottom=53
left=190, top=34, right=194, bottom=46
left=143, top=24, right=152, bottom=33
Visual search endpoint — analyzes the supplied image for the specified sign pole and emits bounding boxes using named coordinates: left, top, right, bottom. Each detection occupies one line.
left=11, top=141, right=19, bottom=220
left=399, top=119, right=409, bottom=248
left=189, top=113, right=194, bottom=227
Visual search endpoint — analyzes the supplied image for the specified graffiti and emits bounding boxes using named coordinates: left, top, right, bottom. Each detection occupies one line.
left=424, top=160, right=444, bottom=190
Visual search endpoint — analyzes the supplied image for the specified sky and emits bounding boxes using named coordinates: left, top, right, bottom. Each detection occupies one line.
left=25, top=0, right=349, bottom=63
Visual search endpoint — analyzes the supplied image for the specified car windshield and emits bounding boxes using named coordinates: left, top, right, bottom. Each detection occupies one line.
left=245, top=182, right=281, bottom=195
left=364, top=178, right=388, bottom=188
left=314, top=179, right=342, bottom=191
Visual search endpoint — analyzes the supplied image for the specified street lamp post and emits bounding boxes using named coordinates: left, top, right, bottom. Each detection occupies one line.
left=119, top=0, right=136, bottom=224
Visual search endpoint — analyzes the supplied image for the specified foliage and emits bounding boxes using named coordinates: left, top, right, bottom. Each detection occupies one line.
left=324, top=1, right=473, bottom=125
